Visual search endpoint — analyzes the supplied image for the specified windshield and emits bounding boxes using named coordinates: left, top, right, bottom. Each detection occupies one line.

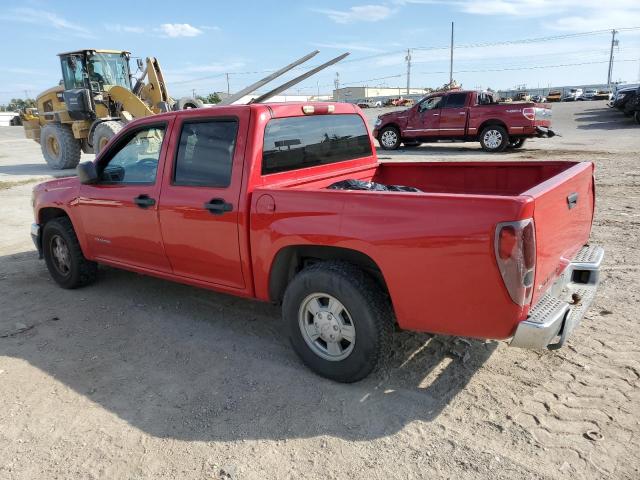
left=87, top=53, right=131, bottom=89
left=61, top=52, right=131, bottom=91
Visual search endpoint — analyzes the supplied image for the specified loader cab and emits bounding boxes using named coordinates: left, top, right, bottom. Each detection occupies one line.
left=58, top=49, right=132, bottom=119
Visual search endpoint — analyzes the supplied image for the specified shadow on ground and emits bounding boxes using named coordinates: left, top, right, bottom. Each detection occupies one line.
left=0, top=250, right=497, bottom=442
left=0, top=163, right=76, bottom=177
left=573, top=108, right=637, bottom=130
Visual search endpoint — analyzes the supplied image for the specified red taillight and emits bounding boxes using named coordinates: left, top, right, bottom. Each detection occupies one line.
left=498, top=226, right=517, bottom=259
left=494, top=219, right=536, bottom=306
left=522, top=107, right=535, bottom=121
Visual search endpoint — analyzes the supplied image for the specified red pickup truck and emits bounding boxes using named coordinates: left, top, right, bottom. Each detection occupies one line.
left=31, top=102, right=601, bottom=382
left=373, top=90, right=554, bottom=152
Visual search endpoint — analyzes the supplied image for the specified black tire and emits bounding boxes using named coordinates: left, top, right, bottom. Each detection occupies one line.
left=508, top=138, right=526, bottom=149
left=378, top=126, right=401, bottom=150
left=174, top=97, right=204, bottom=110
left=93, top=121, right=124, bottom=156
left=479, top=125, right=509, bottom=153
left=283, top=261, right=393, bottom=383
left=40, top=123, right=81, bottom=170
left=42, top=217, right=97, bottom=289
left=403, top=141, right=422, bottom=148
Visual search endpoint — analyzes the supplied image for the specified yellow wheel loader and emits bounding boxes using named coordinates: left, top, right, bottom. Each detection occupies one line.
left=22, top=49, right=202, bottom=169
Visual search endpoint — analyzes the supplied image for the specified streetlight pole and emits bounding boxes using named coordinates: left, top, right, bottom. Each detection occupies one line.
left=405, top=49, right=411, bottom=95
left=607, top=29, right=618, bottom=88
left=449, top=22, right=454, bottom=86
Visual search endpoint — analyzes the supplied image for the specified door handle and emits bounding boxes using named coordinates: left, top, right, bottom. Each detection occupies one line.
left=567, top=192, right=579, bottom=209
left=134, top=194, right=156, bottom=208
left=459, top=112, right=466, bottom=115
left=204, top=198, right=233, bottom=215
left=432, top=113, right=439, bottom=116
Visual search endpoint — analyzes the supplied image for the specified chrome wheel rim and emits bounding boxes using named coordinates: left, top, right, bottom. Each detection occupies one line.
left=298, top=293, right=356, bottom=361
left=483, top=129, right=502, bottom=149
left=381, top=130, right=398, bottom=148
left=50, top=235, right=71, bottom=276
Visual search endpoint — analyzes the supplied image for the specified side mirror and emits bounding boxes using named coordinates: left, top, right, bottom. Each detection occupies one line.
left=77, top=161, right=98, bottom=184
left=137, top=58, right=144, bottom=70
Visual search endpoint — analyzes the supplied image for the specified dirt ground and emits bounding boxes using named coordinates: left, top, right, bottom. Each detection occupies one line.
left=0, top=101, right=639, bottom=479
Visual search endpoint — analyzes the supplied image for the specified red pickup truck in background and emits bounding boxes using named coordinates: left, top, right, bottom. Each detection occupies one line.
left=31, top=101, right=601, bottom=382
left=373, top=90, right=554, bottom=152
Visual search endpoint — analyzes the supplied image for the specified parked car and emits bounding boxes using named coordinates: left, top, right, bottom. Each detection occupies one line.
left=30, top=101, right=601, bottom=382
left=531, top=95, right=546, bottom=103
left=611, top=86, right=638, bottom=112
left=546, top=90, right=563, bottom=102
left=583, top=89, right=598, bottom=100
left=373, top=90, right=554, bottom=152
left=562, top=88, right=584, bottom=101
left=355, top=98, right=382, bottom=108
left=593, top=90, right=612, bottom=101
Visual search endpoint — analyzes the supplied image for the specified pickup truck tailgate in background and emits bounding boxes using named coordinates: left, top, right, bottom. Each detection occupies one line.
left=526, top=162, right=595, bottom=305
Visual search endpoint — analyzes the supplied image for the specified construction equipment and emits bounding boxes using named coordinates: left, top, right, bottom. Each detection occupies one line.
left=22, top=49, right=204, bottom=169
left=22, top=49, right=349, bottom=170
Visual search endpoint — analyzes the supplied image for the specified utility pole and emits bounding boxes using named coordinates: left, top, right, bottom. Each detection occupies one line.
left=225, top=73, right=230, bottom=95
left=334, top=72, right=340, bottom=101
left=405, top=49, right=411, bottom=95
left=607, top=29, right=618, bottom=88
left=449, top=22, right=454, bottom=86
left=192, top=89, right=196, bottom=98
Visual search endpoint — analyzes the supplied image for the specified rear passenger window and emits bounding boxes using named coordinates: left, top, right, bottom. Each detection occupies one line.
left=262, top=114, right=372, bottom=175
left=174, top=120, right=238, bottom=187
left=443, top=93, right=468, bottom=108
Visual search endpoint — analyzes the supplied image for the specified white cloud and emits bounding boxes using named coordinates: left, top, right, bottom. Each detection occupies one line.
left=105, top=24, right=145, bottom=34
left=0, top=7, right=93, bottom=37
left=313, top=5, right=394, bottom=24
left=158, top=23, right=203, bottom=38
left=447, top=1, right=640, bottom=30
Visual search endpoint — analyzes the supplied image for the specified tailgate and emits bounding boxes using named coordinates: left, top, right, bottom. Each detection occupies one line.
left=526, top=162, right=595, bottom=305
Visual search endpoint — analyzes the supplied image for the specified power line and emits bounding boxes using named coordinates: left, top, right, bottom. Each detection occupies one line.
left=418, top=58, right=639, bottom=75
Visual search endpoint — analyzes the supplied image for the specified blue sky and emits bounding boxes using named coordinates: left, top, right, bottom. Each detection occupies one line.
left=1, top=0, right=639, bottom=103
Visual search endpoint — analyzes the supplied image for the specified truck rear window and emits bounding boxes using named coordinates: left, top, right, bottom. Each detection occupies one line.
left=262, top=114, right=372, bottom=175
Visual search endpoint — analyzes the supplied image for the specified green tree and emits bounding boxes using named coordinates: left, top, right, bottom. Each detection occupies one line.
left=6, top=98, right=36, bottom=111
left=197, top=92, right=222, bottom=104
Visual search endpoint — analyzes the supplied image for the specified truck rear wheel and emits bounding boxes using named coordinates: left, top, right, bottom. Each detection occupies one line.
left=283, top=261, right=393, bottom=383
left=378, top=126, right=401, bottom=150
left=40, top=123, right=81, bottom=170
left=42, top=217, right=97, bottom=289
left=479, top=125, right=509, bottom=153
left=93, top=121, right=124, bottom=155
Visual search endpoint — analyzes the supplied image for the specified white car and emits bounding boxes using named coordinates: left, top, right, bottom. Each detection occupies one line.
left=583, top=89, right=598, bottom=100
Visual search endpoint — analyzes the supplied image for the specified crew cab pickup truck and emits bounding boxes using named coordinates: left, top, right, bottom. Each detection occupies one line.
left=31, top=102, right=601, bottom=382
left=373, top=90, right=554, bottom=152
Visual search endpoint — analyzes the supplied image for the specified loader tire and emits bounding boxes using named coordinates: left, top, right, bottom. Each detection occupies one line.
left=93, top=121, right=124, bottom=156
left=174, top=97, right=203, bottom=110
left=40, top=123, right=81, bottom=170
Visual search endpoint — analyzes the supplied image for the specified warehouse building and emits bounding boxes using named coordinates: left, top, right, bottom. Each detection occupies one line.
left=333, top=87, right=428, bottom=102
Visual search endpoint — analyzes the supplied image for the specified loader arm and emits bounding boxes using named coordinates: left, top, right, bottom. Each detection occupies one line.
left=138, top=57, right=172, bottom=111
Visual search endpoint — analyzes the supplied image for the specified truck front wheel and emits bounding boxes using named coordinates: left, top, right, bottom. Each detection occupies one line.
left=479, top=125, right=509, bottom=152
left=378, top=126, right=401, bottom=150
left=283, top=261, right=393, bottom=383
left=42, top=217, right=97, bottom=289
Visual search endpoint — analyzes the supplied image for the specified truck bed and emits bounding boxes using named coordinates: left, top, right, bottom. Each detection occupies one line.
left=251, top=161, right=595, bottom=339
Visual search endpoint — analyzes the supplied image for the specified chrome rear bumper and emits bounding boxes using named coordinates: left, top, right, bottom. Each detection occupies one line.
left=511, top=244, right=603, bottom=350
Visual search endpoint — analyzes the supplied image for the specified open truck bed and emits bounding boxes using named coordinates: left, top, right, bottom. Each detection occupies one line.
left=252, top=160, right=597, bottom=343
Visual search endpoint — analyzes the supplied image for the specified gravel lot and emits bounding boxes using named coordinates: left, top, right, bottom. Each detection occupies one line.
left=1, top=101, right=639, bottom=479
